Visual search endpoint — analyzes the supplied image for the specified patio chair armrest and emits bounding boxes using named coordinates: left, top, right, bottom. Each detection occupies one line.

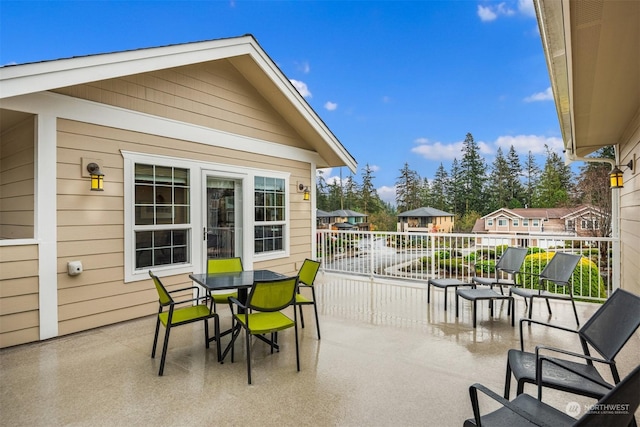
left=535, top=348, right=614, bottom=392
left=228, top=296, right=246, bottom=312
left=518, top=318, right=578, bottom=351
left=535, top=345, right=612, bottom=369
left=468, top=383, right=555, bottom=427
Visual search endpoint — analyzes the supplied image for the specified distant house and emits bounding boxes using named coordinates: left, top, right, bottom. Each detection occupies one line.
left=472, top=206, right=609, bottom=247
left=397, top=207, right=454, bottom=233
left=328, top=209, right=369, bottom=231
left=316, top=209, right=332, bottom=229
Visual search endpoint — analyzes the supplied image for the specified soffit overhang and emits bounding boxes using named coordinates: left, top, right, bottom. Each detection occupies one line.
left=535, top=0, right=639, bottom=159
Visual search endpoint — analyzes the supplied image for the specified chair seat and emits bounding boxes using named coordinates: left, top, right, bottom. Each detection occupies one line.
left=510, top=287, right=571, bottom=299
left=507, top=349, right=612, bottom=398
left=464, top=393, right=575, bottom=427
left=212, top=291, right=238, bottom=304
left=295, top=293, right=313, bottom=304
left=235, top=312, right=295, bottom=335
left=458, top=288, right=510, bottom=301
left=158, top=304, right=213, bottom=326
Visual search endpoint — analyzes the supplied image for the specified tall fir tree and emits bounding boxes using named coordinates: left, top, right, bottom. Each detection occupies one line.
left=430, top=163, right=449, bottom=211
left=459, top=132, right=487, bottom=215
left=523, top=151, right=540, bottom=208
left=448, top=158, right=464, bottom=216
left=395, top=162, right=421, bottom=212
left=486, top=147, right=512, bottom=211
left=533, top=145, right=574, bottom=207
left=506, top=145, right=524, bottom=208
left=360, top=163, right=381, bottom=215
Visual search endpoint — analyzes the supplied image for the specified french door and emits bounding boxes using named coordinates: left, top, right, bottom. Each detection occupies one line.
left=203, top=174, right=244, bottom=265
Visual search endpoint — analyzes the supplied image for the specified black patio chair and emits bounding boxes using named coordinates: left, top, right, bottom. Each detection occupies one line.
left=472, top=247, right=528, bottom=295
left=504, top=288, right=640, bottom=401
left=465, top=364, right=640, bottom=427
left=510, top=252, right=582, bottom=326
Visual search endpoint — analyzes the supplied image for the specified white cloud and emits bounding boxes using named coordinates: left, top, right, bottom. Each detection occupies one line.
left=477, top=5, right=498, bottom=22
left=377, top=185, right=396, bottom=205
left=524, top=87, right=553, bottom=102
left=368, top=164, right=380, bottom=172
left=478, top=1, right=525, bottom=22
left=295, top=60, right=310, bottom=74
left=324, top=101, right=338, bottom=111
left=518, top=0, right=536, bottom=17
left=495, top=134, right=564, bottom=155
left=290, top=79, right=312, bottom=98
left=411, top=139, right=465, bottom=161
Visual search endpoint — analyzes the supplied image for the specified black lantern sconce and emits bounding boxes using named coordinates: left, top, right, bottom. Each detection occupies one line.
left=87, top=162, right=105, bottom=191
left=298, top=183, right=310, bottom=201
left=610, top=159, right=633, bottom=189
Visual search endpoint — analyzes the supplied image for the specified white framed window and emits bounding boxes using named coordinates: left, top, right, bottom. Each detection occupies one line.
left=523, top=219, right=529, bottom=226
left=487, top=219, right=494, bottom=226
left=512, top=219, right=519, bottom=227
left=123, top=152, right=197, bottom=282
left=134, top=164, right=191, bottom=270
left=254, top=176, right=286, bottom=255
left=498, top=219, right=508, bottom=227
left=532, top=219, right=540, bottom=227
left=581, top=219, right=599, bottom=230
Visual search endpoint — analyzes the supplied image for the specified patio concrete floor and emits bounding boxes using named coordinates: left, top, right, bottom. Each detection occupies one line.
left=1, top=271, right=639, bottom=426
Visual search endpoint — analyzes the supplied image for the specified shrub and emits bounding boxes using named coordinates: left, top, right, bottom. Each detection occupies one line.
left=475, top=260, right=496, bottom=274
left=526, top=247, right=544, bottom=255
left=438, top=258, right=470, bottom=275
left=521, top=252, right=606, bottom=298
left=434, top=250, right=450, bottom=260
left=495, top=245, right=509, bottom=257
left=475, top=248, right=496, bottom=260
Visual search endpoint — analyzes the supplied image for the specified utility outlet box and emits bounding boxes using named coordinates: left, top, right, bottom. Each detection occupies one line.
left=67, top=261, right=83, bottom=276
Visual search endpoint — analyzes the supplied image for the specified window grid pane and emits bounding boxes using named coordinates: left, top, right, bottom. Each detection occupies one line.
left=254, top=176, right=285, bottom=255
left=134, top=163, right=191, bottom=270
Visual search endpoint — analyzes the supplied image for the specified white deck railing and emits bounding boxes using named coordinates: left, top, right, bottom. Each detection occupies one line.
left=316, top=230, right=617, bottom=302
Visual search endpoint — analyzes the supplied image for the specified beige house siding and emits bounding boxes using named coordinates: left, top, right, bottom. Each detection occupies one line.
left=0, top=115, right=35, bottom=239
left=54, top=117, right=312, bottom=336
left=619, top=112, right=640, bottom=296
left=0, top=244, right=39, bottom=347
left=52, top=60, right=309, bottom=150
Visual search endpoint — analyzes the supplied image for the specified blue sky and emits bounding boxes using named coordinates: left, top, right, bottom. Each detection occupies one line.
left=0, top=0, right=562, bottom=204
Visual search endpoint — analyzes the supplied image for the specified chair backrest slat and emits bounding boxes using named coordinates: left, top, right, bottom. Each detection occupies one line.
left=496, top=247, right=528, bottom=274
left=580, top=288, right=640, bottom=360
left=208, top=257, right=243, bottom=274
left=299, top=259, right=321, bottom=287
left=248, top=276, right=298, bottom=312
left=149, top=271, right=173, bottom=305
left=540, top=252, right=581, bottom=286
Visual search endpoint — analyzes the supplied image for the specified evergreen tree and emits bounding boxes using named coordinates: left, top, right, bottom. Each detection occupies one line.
left=506, top=145, right=524, bottom=208
left=342, top=173, right=359, bottom=210
left=486, top=147, right=512, bottom=211
left=533, top=145, right=574, bottom=207
left=459, top=132, right=487, bottom=215
left=523, top=151, right=540, bottom=208
left=395, top=162, right=421, bottom=212
left=360, top=163, right=381, bottom=215
left=430, top=163, right=449, bottom=211
left=448, top=158, right=464, bottom=216
left=419, top=177, right=431, bottom=208
left=316, top=170, right=329, bottom=211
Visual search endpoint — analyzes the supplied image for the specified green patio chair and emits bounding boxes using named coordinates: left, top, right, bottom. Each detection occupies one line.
left=296, top=259, right=322, bottom=339
left=149, top=271, right=220, bottom=376
left=207, top=257, right=243, bottom=308
left=228, top=275, right=300, bottom=384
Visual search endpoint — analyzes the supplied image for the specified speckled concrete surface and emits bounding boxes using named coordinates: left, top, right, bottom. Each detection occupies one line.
left=1, top=272, right=638, bottom=426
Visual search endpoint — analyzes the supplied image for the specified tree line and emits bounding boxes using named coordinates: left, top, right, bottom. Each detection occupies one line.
left=316, top=132, right=614, bottom=234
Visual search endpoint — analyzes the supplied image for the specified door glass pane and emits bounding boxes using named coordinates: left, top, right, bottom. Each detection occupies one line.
left=206, top=177, right=242, bottom=260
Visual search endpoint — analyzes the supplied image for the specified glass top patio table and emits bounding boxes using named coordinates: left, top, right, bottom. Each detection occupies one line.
left=189, top=270, right=284, bottom=292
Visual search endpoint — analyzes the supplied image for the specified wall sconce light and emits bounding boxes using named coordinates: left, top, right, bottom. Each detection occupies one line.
left=610, top=159, right=633, bottom=189
left=298, top=183, right=310, bottom=201
left=87, top=162, right=104, bottom=191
